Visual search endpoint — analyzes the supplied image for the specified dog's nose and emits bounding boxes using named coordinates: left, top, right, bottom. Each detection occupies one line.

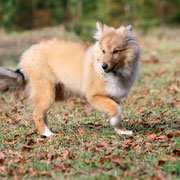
left=102, top=63, right=108, bottom=70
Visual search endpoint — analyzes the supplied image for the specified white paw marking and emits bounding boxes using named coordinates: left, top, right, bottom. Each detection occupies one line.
left=115, top=128, right=133, bottom=135
left=110, top=106, right=122, bottom=127
left=42, top=126, right=54, bottom=137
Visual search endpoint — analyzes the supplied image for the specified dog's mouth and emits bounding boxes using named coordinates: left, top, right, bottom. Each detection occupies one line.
left=104, top=64, right=117, bottom=73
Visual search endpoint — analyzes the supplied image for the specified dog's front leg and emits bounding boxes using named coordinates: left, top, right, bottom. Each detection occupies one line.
left=110, top=105, right=133, bottom=135
left=87, top=94, right=133, bottom=135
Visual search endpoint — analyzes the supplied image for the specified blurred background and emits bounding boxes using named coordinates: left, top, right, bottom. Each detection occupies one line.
left=0, top=0, right=180, bottom=67
left=1, top=0, right=180, bottom=37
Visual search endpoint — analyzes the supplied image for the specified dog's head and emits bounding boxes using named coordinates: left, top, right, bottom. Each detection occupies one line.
left=94, top=22, right=140, bottom=73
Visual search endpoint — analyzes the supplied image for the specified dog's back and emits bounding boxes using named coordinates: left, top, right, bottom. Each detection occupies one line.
left=19, top=38, right=92, bottom=97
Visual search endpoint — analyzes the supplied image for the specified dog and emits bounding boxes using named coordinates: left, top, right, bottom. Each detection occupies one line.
left=9, top=22, right=141, bottom=137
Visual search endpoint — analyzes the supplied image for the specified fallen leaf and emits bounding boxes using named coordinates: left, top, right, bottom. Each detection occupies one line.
left=134, top=145, right=141, bottom=152
left=145, top=142, right=151, bottom=147
left=22, top=146, right=33, bottom=152
left=0, top=152, right=5, bottom=159
left=67, top=103, right=75, bottom=107
left=152, top=173, right=164, bottom=180
left=124, top=139, right=133, bottom=144
left=123, top=171, right=136, bottom=178
left=98, top=141, right=109, bottom=147
left=41, top=172, right=52, bottom=178
left=8, top=169, right=15, bottom=176
left=142, top=58, right=159, bottom=64
left=0, top=159, right=3, bottom=164
left=64, top=149, right=72, bottom=160
left=158, top=160, right=166, bottom=166
left=8, top=149, right=17, bottom=154
left=137, top=137, right=143, bottom=143
left=99, top=157, right=110, bottom=165
left=78, top=128, right=86, bottom=136
left=156, top=68, right=165, bottom=75
left=0, top=166, right=6, bottom=172
left=5, top=128, right=10, bottom=132
left=156, top=135, right=167, bottom=139
left=55, top=163, right=69, bottom=172
left=148, top=133, right=156, bottom=140
left=167, top=132, right=180, bottom=138
left=173, top=149, right=180, bottom=156
left=110, top=154, right=126, bottom=163
left=23, top=129, right=37, bottom=137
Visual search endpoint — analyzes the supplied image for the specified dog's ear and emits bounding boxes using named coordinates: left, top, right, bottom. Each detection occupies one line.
left=93, top=21, right=103, bottom=41
left=94, top=22, right=110, bottom=41
left=127, top=25, right=133, bottom=32
left=117, top=25, right=133, bottom=35
left=117, top=25, right=126, bottom=34
left=96, top=21, right=103, bottom=32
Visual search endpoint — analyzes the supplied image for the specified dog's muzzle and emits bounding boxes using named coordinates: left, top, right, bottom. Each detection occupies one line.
left=102, top=63, right=108, bottom=71
left=102, top=63, right=116, bottom=73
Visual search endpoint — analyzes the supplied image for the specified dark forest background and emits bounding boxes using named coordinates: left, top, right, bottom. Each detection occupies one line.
left=0, top=0, right=180, bottom=39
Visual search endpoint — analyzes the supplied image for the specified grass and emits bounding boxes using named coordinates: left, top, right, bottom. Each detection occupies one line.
left=0, top=26, right=180, bottom=179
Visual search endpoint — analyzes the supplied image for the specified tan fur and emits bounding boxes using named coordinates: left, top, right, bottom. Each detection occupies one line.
left=18, top=22, right=141, bottom=136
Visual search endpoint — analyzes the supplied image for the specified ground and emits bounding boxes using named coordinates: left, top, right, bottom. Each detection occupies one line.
left=0, top=26, right=180, bottom=180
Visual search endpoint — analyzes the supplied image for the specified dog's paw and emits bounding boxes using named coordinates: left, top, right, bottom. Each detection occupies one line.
left=42, top=126, right=55, bottom=137
left=115, top=128, right=133, bottom=135
left=43, top=131, right=54, bottom=137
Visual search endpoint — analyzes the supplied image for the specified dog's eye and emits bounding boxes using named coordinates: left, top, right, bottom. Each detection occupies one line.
left=112, top=50, right=119, bottom=54
left=102, top=50, right=105, bottom=54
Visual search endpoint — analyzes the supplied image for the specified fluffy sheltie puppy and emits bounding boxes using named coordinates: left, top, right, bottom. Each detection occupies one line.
left=16, top=22, right=141, bottom=137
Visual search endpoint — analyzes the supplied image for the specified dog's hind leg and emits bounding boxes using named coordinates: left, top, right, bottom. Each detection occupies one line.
left=31, top=79, right=55, bottom=137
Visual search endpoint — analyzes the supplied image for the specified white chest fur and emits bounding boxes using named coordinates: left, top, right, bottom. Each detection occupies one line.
left=104, top=61, right=140, bottom=101
left=105, top=74, right=130, bottom=100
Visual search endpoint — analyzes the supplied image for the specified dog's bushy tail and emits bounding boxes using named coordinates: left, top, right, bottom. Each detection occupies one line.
left=0, top=67, right=26, bottom=89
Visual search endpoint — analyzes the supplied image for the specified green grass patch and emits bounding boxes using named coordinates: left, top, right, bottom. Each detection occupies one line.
left=0, top=27, right=180, bottom=179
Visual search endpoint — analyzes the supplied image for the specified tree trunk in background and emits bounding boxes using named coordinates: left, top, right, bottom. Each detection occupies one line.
left=77, top=0, right=83, bottom=34
left=125, top=1, right=131, bottom=24
left=155, top=0, right=167, bottom=24
left=65, top=0, right=72, bottom=24
left=32, top=0, right=37, bottom=17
